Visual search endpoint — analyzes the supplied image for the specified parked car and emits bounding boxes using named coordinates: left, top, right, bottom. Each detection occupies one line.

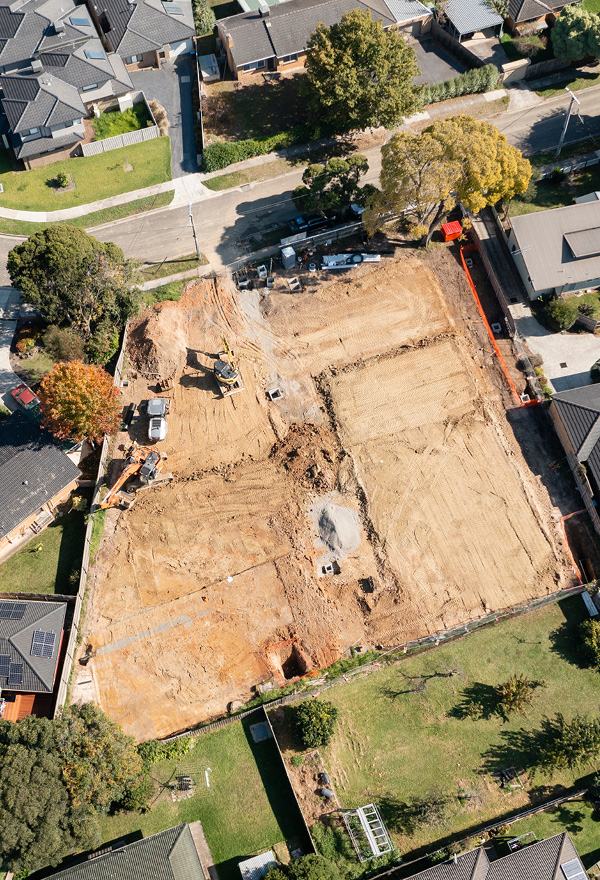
left=10, top=383, right=40, bottom=410
left=289, top=214, right=333, bottom=234
left=148, top=417, right=168, bottom=442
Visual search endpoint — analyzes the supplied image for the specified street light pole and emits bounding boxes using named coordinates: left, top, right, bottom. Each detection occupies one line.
left=555, top=87, right=581, bottom=159
left=188, top=202, right=202, bottom=262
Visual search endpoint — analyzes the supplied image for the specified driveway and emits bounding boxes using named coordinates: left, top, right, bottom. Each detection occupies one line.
left=130, top=54, right=197, bottom=179
left=512, top=301, right=600, bottom=392
left=411, top=36, right=466, bottom=86
left=0, top=287, right=22, bottom=410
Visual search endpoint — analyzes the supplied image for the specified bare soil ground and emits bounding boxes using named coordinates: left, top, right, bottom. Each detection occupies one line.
left=77, top=251, right=575, bottom=740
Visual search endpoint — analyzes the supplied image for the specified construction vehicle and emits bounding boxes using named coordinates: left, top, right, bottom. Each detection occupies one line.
left=100, top=445, right=165, bottom=510
left=214, top=335, right=244, bottom=397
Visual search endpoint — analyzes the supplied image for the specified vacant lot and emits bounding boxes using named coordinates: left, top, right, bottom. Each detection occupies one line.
left=302, top=598, right=600, bottom=859
left=99, top=714, right=305, bottom=880
left=79, top=254, right=573, bottom=739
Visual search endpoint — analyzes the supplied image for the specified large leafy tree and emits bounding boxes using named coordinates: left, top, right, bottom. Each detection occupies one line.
left=552, top=6, right=600, bottom=61
left=367, top=115, right=531, bottom=245
left=7, top=226, right=140, bottom=363
left=39, top=360, right=121, bottom=442
left=293, top=699, right=338, bottom=749
left=538, top=713, right=600, bottom=772
left=292, top=155, right=370, bottom=214
left=193, top=0, right=216, bottom=34
left=305, top=9, right=420, bottom=133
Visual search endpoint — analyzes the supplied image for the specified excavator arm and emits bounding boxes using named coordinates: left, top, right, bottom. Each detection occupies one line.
left=100, top=446, right=157, bottom=509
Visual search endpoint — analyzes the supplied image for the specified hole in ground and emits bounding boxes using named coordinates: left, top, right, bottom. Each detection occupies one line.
left=268, top=639, right=310, bottom=682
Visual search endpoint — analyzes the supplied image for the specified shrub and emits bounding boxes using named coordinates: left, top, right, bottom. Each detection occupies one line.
left=551, top=166, right=566, bottom=182
left=55, top=171, right=69, bottom=188
left=43, top=325, right=85, bottom=362
left=138, top=736, right=194, bottom=766
left=84, top=319, right=120, bottom=365
left=529, top=352, right=544, bottom=368
left=495, top=673, right=545, bottom=718
left=202, top=126, right=308, bottom=172
left=293, top=699, right=338, bottom=749
left=16, top=335, right=35, bottom=354
left=543, top=297, right=579, bottom=330
left=118, top=771, right=153, bottom=811
left=580, top=619, right=600, bottom=668
left=0, top=404, right=10, bottom=421
left=420, top=64, right=499, bottom=106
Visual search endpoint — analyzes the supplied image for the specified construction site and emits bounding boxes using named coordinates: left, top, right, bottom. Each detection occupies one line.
left=75, top=247, right=576, bottom=741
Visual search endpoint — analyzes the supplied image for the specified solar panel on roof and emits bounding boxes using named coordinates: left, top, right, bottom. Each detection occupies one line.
left=8, top=663, right=23, bottom=686
left=31, top=630, right=56, bottom=659
left=84, top=49, right=105, bottom=59
left=0, top=655, right=10, bottom=677
left=562, top=860, right=586, bottom=880
left=0, top=602, right=26, bottom=620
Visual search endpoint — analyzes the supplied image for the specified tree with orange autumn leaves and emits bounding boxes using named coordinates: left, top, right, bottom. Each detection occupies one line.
left=39, top=360, right=121, bottom=442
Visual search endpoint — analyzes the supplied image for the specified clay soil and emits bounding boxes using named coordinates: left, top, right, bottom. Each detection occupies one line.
left=78, top=253, right=575, bottom=740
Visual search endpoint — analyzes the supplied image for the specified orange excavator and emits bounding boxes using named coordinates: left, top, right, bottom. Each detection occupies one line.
left=100, top=445, right=163, bottom=510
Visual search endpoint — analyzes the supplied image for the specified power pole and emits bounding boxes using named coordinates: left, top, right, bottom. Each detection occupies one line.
left=555, top=88, right=580, bottom=159
left=188, top=202, right=202, bottom=261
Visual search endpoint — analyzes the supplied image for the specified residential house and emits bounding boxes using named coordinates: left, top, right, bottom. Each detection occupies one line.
left=401, top=832, right=588, bottom=880
left=508, top=201, right=600, bottom=300
left=0, top=0, right=194, bottom=166
left=550, top=384, right=600, bottom=536
left=0, top=596, right=67, bottom=722
left=506, top=0, right=578, bottom=33
left=0, top=410, right=80, bottom=552
left=217, top=0, right=430, bottom=80
left=41, top=824, right=207, bottom=880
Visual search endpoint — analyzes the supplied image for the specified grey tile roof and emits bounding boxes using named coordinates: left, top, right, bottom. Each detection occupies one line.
left=443, top=0, right=503, bottom=35
left=14, top=126, right=82, bottom=157
left=45, top=824, right=204, bottom=880
left=508, top=0, right=575, bottom=22
left=91, top=0, right=194, bottom=55
left=0, top=599, right=66, bottom=693
left=510, top=201, right=600, bottom=294
left=399, top=834, right=586, bottom=880
left=0, top=410, right=80, bottom=541
left=552, top=386, right=600, bottom=494
left=1, top=69, right=86, bottom=131
left=220, top=0, right=398, bottom=66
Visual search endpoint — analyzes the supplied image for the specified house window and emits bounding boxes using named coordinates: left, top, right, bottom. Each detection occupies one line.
left=126, top=54, right=142, bottom=63
left=242, top=58, right=266, bottom=71
left=81, top=82, right=100, bottom=91
left=281, top=53, right=298, bottom=62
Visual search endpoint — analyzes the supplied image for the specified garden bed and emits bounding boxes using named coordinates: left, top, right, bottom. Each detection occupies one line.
left=92, top=103, right=152, bottom=141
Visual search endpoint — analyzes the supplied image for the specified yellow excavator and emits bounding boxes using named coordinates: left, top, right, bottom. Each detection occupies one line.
left=100, top=445, right=163, bottom=510
left=214, top=334, right=243, bottom=396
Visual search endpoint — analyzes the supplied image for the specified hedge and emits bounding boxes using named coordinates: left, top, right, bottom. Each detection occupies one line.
left=420, top=64, right=500, bottom=106
left=202, top=125, right=309, bottom=172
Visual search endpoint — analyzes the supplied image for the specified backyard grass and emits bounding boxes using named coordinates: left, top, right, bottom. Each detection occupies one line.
left=493, top=799, right=600, bottom=870
left=99, top=714, right=306, bottom=880
left=142, top=280, right=187, bottom=306
left=509, top=178, right=573, bottom=216
left=0, top=138, right=171, bottom=211
left=0, top=511, right=86, bottom=595
left=15, top=350, right=54, bottom=384
left=500, top=31, right=554, bottom=63
left=204, top=77, right=307, bottom=143
left=139, top=253, right=206, bottom=281
left=536, top=70, right=600, bottom=98
left=92, top=104, right=151, bottom=141
left=583, top=0, right=600, bottom=13
left=294, top=597, right=600, bottom=860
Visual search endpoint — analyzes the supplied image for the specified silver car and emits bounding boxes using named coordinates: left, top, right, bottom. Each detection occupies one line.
left=148, top=417, right=168, bottom=442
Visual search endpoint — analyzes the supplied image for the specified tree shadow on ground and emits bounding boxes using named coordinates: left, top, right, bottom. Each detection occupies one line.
left=379, top=794, right=452, bottom=836
left=449, top=682, right=501, bottom=721
left=548, top=620, right=587, bottom=669
left=381, top=667, right=460, bottom=700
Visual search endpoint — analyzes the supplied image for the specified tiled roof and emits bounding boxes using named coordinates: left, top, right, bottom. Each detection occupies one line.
left=44, top=824, right=204, bottom=880
left=91, top=0, right=194, bottom=55
left=220, top=0, right=398, bottom=66
left=0, top=598, right=66, bottom=693
left=443, top=0, right=503, bottom=35
left=1, top=69, right=86, bottom=131
left=508, top=0, right=576, bottom=22
left=0, top=410, right=80, bottom=541
left=13, top=126, right=83, bottom=157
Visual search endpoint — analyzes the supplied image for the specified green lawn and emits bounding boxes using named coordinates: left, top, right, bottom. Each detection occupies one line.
left=509, top=178, right=573, bottom=216
left=583, top=0, right=600, bottom=13
left=494, top=799, right=600, bottom=870
left=295, top=598, right=600, bottom=860
left=500, top=31, right=554, bottom=63
left=139, top=253, right=206, bottom=281
left=99, top=715, right=307, bottom=880
left=536, top=70, right=600, bottom=99
left=0, top=511, right=86, bottom=595
left=92, top=104, right=151, bottom=141
left=0, top=138, right=171, bottom=211
left=16, top=350, right=54, bottom=384
left=142, top=280, right=187, bottom=306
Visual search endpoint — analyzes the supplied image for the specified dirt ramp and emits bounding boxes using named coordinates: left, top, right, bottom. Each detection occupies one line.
left=128, top=301, right=188, bottom=377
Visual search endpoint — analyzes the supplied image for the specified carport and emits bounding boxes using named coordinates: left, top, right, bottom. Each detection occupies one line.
left=443, top=0, right=503, bottom=40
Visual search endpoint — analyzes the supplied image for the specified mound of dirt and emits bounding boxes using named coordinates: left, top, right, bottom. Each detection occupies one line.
left=270, top=423, right=340, bottom=492
left=312, top=499, right=361, bottom=557
left=128, top=302, right=187, bottom=377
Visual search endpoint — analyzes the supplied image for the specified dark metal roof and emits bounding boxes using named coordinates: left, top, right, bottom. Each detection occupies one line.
left=0, top=410, right=80, bottom=541
left=45, top=824, right=204, bottom=880
left=220, top=0, right=397, bottom=66
left=399, top=835, right=584, bottom=880
left=0, top=599, right=66, bottom=693
left=552, top=385, right=600, bottom=457
left=444, top=0, right=503, bottom=35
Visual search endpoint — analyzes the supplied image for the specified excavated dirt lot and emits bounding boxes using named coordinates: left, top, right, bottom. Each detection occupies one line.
left=78, top=252, right=574, bottom=740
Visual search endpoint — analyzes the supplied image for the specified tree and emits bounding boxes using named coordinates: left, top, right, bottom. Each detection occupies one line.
left=43, top=325, right=85, bottom=362
left=7, top=226, right=140, bottom=363
left=580, top=619, right=600, bottom=668
left=367, top=116, right=531, bottom=245
left=267, top=855, right=341, bottom=880
left=193, top=0, right=216, bottom=33
left=56, top=703, right=145, bottom=812
left=39, top=360, right=121, bottom=442
left=293, top=699, right=338, bottom=749
left=538, top=713, right=600, bottom=771
left=543, top=297, right=579, bottom=331
left=552, top=6, right=600, bottom=61
left=293, top=155, right=370, bottom=214
left=0, top=716, right=99, bottom=873
left=495, top=674, right=545, bottom=719
left=304, top=9, right=420, bottom=133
